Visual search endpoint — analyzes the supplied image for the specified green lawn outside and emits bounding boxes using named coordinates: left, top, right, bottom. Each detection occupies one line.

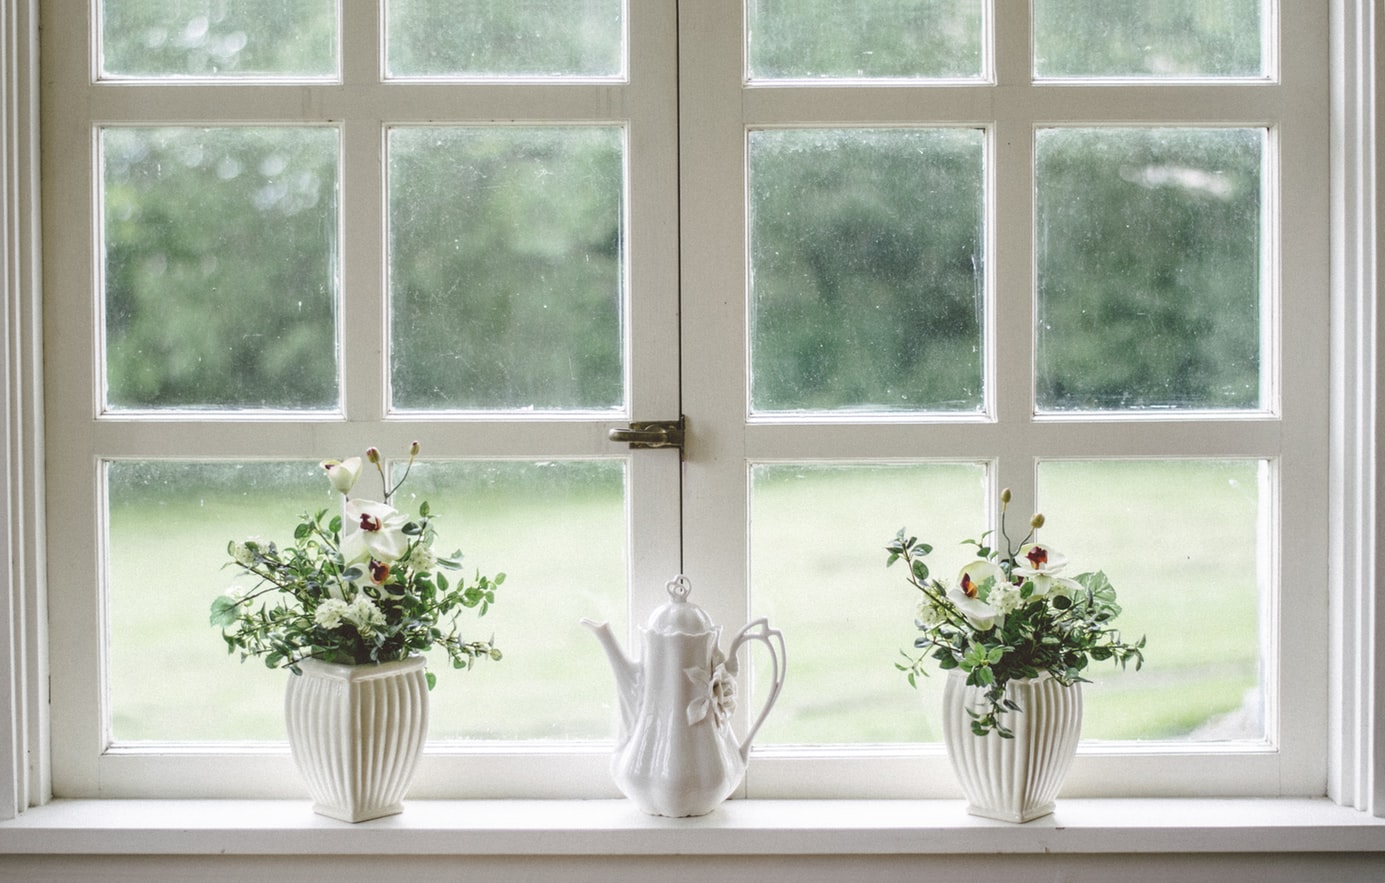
left=108, top=458, right=1262, bottom=745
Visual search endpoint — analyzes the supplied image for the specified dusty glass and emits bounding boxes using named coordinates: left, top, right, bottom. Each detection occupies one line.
left=749, top=462, right=987, bottom=744
left=106, top=458, right=627, bottom=742
left=106, top=460, right=334, bottom=742
left=747, top=0, right=983, bottom=80
left=398, top=460, right=627, bottom=741
left=101, top=127, right=339, bottom=411
left=749, top=128, right=985, bottom=415
left=388, top=126, right=625, bottom=412
left=1034, top=0, right=1264, bottom=78
left=100, top=0, right=337, bottom=78
left=1036, top=459, right=1266, bottom=742
left=1035, top=127, right=1264, bottom=412
left=386, top=0, right=624, bottom=79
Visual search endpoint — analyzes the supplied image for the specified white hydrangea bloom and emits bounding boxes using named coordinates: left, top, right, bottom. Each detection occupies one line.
left=314, top=598, right=349, bottom=630
left=916, top=596, right=947, bottom=628
left=345, top=595, right=386, bottom=633
left=229, top=538, right=263, bottom=567
left=402, top=544, right=437, bottom=574
left=988, top=581, right=1024, bottom=616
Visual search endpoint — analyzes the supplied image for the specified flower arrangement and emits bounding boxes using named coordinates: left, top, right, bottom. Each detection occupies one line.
left=885, top=489, right=1144, bottom=737
left=211, top=442, right=503, bottom=688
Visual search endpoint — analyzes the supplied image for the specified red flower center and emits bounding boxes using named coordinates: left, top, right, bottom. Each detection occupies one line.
left=359, top=513, right=382, bottom=532
left=1026, top=546, right=1049, bottom=569
left=369, top=559, right=390, bottom=584
left=961, top=572, right=977, bottom=598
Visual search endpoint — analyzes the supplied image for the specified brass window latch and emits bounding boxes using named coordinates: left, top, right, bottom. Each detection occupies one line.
left=608, top=416, right=686, bottom=453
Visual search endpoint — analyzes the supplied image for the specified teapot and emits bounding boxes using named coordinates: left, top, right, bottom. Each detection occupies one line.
left=582, top=575, right=786, bottom=817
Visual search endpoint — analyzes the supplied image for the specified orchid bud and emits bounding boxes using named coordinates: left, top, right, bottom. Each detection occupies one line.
left=1030, top=513, right=1045, bottom=529
left=365, top=447, right=381, bottom=465
left=320, top=457, right=362, bottom=495
left=1000, top=487, right=1012, bottom=504
left=409, top=440, right=420, bottom=457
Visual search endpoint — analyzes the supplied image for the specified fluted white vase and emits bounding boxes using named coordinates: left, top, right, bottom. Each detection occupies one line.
left=284, top=655, right=429, bottom=822
left=942, top=670, right=1082, bottom=823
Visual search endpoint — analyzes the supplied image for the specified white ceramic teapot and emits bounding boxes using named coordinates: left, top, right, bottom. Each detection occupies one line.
left=582, top=575, right=786, bottom=817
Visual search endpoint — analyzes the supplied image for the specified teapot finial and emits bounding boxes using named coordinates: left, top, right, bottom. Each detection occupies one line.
left=666, top=574, right=693, bottom=603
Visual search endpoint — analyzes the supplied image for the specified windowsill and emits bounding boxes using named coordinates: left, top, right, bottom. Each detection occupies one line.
left=1, top=798, right=1383, bottom=856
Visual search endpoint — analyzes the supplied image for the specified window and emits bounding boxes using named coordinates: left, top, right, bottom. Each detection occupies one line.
left=32, top=0, right=1334, bottom=802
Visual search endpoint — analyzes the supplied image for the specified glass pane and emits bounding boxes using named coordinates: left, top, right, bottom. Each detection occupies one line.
left=393, top=460, right=627, bottom=740
left=389, top=126, right=625, bottom=412
left=749, top=128, right=985, bottom=414
left=749, top=462, right=987, bottom=743
left=108, top=458, right=627, bottom=742
left=1036, top=460, right=1266, bottom=742
left=107, top=460, right=333, bottom=741
left=1035, top=0, right=1264, bottom=79
left=100, top=0, right=337, bottom=78
left=102, top=127, right=339, bottom=411
left=747, top=0, right=983, bottom=81
left=1035, top=128, right=1263, bottom=412
left=386, top=0, right=624, bottom=79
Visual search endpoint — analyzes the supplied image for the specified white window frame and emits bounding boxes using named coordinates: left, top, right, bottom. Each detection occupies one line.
left=0, top=0, right=1381, bottom=820
left=684, top=0, right=1328, bottom=798
left=36, top=0, right=683, bottom=800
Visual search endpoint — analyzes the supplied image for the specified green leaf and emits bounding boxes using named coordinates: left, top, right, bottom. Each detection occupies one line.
left=209, top=595, right=242, bottom=627
left=425, top=670, right=437, bottom=691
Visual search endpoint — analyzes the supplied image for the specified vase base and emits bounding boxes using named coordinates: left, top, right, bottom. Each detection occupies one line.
left=311, top=802, right=404, bottom=823
left=965, top=802, right=1055, bottom=824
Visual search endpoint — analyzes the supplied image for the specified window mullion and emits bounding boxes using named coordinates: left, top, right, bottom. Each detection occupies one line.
left=991, top=110, right=1036, bottom=517
left=990, top=0, right=1032, bottom=86
left=340, top=119, right=385, bottom=423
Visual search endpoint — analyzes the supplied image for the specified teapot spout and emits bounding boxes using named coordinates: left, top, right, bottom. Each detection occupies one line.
left=581, top=618, right=640, bottom=733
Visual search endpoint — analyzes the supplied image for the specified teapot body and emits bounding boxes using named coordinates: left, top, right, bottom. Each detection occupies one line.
left=610, top=627, right=745, bottom=817
left=583, top=576, right=786, bottom=818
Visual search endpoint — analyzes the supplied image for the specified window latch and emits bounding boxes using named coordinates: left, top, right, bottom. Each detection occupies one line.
left=609, top=416, right=686, bottom=453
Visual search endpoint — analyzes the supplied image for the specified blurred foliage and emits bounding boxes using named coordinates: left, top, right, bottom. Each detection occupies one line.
left=386, top=0, right=623, bottom=77
left=1034, top=0, right=1264, bottom=77
left=388, top=126, right=624, bottom=411
left=100, top=0, right=336, bottom=76
left=748, top=0, right=983, bottom=79
left=750, top=128, right=984, bottom=412
left=1036, top=128, right=1262, bottom=410
left=100, top=2, right=1266, bottom=414
left=103, top=127, right=338, bottom=409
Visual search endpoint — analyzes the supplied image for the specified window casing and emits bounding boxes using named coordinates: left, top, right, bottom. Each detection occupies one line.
left=30, top=0, right=1336, bottom=802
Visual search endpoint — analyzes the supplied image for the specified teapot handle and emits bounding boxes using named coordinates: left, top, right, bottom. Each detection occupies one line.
left=727, top=618, right=786, bottom=764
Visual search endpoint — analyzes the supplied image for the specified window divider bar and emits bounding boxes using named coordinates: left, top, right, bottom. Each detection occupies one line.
left=341, top=119, right=386, bottom=423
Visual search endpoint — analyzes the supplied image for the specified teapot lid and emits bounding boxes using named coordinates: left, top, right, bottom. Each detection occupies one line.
left=645, top=575, right=716, bottom=634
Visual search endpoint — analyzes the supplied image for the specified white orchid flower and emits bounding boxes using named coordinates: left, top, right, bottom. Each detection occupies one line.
left=1013, top=543, right=1082, bottom=599
left=957, top=559, right=1004, bottom=599
left=341, top=498, right=409, bottom=565
left=947, top=587, right=1003, bottom=631
left=321, top=457, right=363, bottom=496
